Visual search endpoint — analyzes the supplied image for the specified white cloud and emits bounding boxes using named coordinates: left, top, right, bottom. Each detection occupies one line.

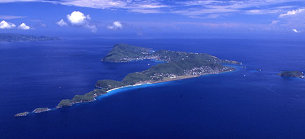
left=0, top=20, right=16, bottom=29
left=18, top=23, right=30, bottom=30
left=174, top=0, right=297, bottom=17
left=292, top=29, right=298, bottom=32
left=56, top=19, right=68, bottom=26
left=59, top=0, right=167, bottom=14
left=1, top=0, right=305, bottom=24
left=1, top=0, right=303, bottom=17
left=65, top=11, right=97, bottom=32
left=60, top=0, right=127, bottom=9
left=108, top=21, right=123, bottom=30
left=279, top=9, right=305, bottom=17
left=272, top=8, right=305, bottom=32
left=0, top=20, right=31, bottom=30
left=67, top=11, right=89, bottom=25
left=246, top=9, right=280, bottom=15
left=129, top=9, right=162, bottom=14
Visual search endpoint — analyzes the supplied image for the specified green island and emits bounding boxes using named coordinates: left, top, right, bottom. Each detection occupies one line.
left=278, top=71, right=304, bottom=79
left=15, top=44, right=240, bottom=116
left=0, top=33, right=58, bottom=42
left=56, top=44, right=240, bottom=108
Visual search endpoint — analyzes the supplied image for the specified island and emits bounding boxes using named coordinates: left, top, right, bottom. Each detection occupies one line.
left=0, top=33, right=58, bottom=42
left=56, top=44, right=240, bottom=108
left=33, top=108, right=51, bottom=113
left=15, top=44, right=240, bottom=116
left=278, top=71, right=304, bottom=79
left=14, top=112, right=29, bottom=117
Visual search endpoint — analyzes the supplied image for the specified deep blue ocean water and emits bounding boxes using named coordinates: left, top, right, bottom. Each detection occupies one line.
left=1, top=38, right=305, bottom=138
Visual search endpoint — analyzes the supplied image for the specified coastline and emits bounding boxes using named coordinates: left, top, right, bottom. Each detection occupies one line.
left=14, top=66, right=239, bottom=117
left=98, top=67, right=237, bottom=98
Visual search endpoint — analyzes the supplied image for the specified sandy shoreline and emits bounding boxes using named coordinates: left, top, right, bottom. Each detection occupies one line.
left=104, top=69, right=235, bottom=95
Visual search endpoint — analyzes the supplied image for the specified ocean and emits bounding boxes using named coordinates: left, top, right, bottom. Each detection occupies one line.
left=0, top=38, right=305, bottom=138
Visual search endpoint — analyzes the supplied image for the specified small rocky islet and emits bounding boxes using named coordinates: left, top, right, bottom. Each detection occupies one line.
left=278, top=71, right=304, bottom=79
left=33, top=108, right=51, bottom=113
left=14, top=112, right=30, bottom=117
left=14, top=108, right=51, bottom=117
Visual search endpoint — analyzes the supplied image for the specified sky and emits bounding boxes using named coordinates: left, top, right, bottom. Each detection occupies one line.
left=0, top=0, right=305, bottom=38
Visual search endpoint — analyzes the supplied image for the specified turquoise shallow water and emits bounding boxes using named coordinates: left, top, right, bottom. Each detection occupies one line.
left=1, top=38, right=305, bottom=138
left=98, top=82, right=168, bottom=99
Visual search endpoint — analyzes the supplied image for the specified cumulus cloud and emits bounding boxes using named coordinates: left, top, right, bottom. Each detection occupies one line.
left=279, top=8, right=305, bottom=17
left=67, top=11, right=89, bottom=25
left=56, top=19, right=68, bottom=26
left=18, top=23, right=30, bottom=30
left=108, top=21, right=123, bottom=30
left=0, top=20, right=31, bottom=30
left=63, top=11, right=97, bottom=32
left=0, top=20, right=16, bottom=29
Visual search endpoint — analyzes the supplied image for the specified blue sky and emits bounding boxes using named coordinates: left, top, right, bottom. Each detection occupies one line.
left=0, top=0, right=305, bottom=38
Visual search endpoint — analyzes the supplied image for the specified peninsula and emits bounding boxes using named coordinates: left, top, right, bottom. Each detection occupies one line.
left=15, top=44, right=240, bottom=116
